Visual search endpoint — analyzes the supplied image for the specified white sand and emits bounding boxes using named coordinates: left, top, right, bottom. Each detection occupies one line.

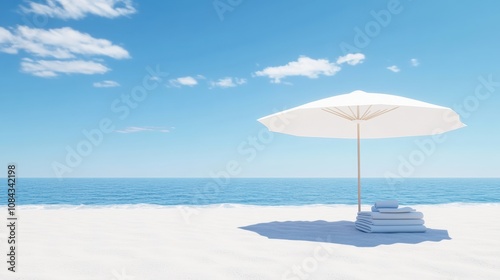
left=1, top=204, right=499, bottom=280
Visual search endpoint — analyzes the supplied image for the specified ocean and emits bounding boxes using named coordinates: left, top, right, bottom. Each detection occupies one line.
left=3, top=178, right=500, bottom=207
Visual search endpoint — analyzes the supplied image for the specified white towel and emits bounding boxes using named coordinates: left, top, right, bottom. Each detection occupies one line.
left=356, top=217, right=425, bottom=226
left=374, top=200, right=399, bottom=208
left=372, top=206, right=415, bottom=213
left=377, top=207, right=415, bottom=213
left=358, top=211, right=424, bottom=220
left=355, top=222, right=427, bottom=233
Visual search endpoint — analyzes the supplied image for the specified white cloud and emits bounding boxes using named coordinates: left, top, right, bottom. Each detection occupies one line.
left=0, top=26, right=130, bottom=59
left=387, top=65, right=400, bottom=73
left=410, top=58, right=419, bottom=67
left=21, top=0, right=136, bottom=20
left=336, top=53, right=365, bottom=65
left=21, top=58, right=109, bottom=77
left=0, top=27, right=16, bottom=54
left=115, top=126, right=170, bottom=133
left=93, top=80, right=120, bottom=88
left=255, top=56, right=340, bottom=83
left=1, top=25, right=129, bottom=78
left=169, top=76, right=198, bottom=87
left=210, top=77, right=247, bottom=88
left=254, top=54, right=366, bottom=84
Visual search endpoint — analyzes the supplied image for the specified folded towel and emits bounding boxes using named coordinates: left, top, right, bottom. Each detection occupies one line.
left=356, top=217, right=425, bottom=226
left=358, top=211, right=424, bottom=220
left=355, top=222, right=427, bottom=233
left=377, top=207, right=415, bottom=213
left=372, top=206, right=415, bottom=213
left=374, top=200, right=399, bottom=208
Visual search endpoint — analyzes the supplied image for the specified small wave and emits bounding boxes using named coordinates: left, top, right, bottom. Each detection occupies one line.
left=8, top=204, right=178, bottom=210
left=3, top=202, right=497, bottom=211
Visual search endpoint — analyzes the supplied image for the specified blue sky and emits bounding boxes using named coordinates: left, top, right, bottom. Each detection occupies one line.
left=0, top=0, right=499, bottom=178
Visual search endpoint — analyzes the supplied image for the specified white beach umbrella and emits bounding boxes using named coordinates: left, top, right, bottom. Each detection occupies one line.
left=258, top=90, right=465, bottom=212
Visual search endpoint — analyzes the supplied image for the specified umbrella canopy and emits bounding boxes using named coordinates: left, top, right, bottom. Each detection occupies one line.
left=258, top=90, right=466, bottom=212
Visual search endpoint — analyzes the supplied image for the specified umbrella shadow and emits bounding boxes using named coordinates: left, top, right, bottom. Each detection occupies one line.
left=239, top=220, right=451, bottom=247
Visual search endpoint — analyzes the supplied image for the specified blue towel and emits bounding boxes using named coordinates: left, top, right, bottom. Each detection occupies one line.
left=378, top=207, right=415, bottom=213
left=355, top=222, right=427, bottom=233
left=356, top=217, right=425, bottom=226
left=358, top=211, right=424, bottom=220
left=374, top=200, right=399, bottom=208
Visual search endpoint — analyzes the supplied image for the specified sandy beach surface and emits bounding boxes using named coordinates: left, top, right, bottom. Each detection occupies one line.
left=1, top=204, right=499, bottom=280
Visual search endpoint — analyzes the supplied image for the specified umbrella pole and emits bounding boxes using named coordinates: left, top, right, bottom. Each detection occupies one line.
left=357, top=123, right=361, bottom=212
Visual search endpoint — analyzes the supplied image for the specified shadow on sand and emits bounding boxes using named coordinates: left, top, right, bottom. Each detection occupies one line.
left=240, top=220, right=451, bottom=247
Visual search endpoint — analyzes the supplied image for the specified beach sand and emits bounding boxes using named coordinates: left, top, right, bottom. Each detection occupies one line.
left=0, top=204, right=499, bottom=280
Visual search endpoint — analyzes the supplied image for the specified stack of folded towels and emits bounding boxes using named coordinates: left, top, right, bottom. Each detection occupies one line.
left=355, top=200, right=426, bottom=233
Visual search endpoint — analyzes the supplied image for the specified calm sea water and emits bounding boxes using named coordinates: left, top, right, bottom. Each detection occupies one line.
left=3, top=178, right=500, bottom=206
